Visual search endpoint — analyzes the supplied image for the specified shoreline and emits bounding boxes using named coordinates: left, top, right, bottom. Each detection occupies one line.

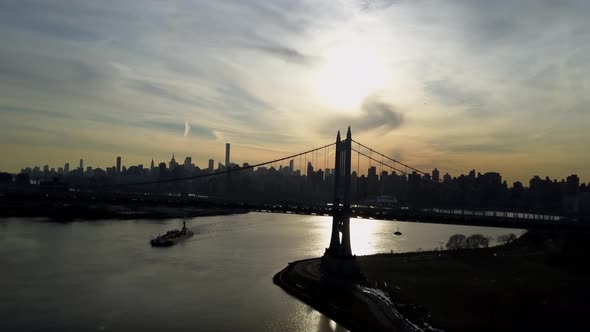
left=0, top=201, right=248, bottom=221
left=275, top=230, right=590, bottom=332
left=273, top=258, right=423, bottom=332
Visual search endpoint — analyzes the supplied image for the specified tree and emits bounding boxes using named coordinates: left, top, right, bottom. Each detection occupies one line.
left=15, top=173, right=30, bottom=185
left=465, top=234, right=489, bottom=249
left=446, top=234, right=467, bottom=250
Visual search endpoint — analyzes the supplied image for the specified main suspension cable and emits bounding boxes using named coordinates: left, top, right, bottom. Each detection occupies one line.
left=103, top=142, right=336, bottom=188
left=352, top=148, right=446, bottom=184
left=352, top=139, right=428, bottom=176
left=353, top=148, right=409, bottom=176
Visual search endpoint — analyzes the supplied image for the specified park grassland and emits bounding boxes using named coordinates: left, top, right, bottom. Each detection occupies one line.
left=358, top=229, right=590, bottom=331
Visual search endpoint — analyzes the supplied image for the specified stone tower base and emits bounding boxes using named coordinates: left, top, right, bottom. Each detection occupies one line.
left=320, top=251, right=365, bottom=283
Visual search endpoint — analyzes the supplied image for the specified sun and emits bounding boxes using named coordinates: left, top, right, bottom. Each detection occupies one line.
left=314, top=47, right=388, bottom=110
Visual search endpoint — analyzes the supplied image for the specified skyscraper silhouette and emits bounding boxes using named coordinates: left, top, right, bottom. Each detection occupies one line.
left=432, top=168, right=440, bottom=182
left=184, top=157, right=192, bottom=171
left=225, top=143, right=230, bottom=168
left=116, top=156, right=121, bottom=174
left=169, top=154, right=177, bottom=170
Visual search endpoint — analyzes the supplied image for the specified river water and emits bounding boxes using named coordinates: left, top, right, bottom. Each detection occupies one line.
left=0, top=212, right=523, bottom=332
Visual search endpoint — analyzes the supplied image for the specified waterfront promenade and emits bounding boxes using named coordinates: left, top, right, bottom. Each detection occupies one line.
left=274, top=258, right=424, bottom=332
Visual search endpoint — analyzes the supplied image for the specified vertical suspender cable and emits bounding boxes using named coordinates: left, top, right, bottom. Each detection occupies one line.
left=324, top=147, right=330, bottom=174
left=357, top=142, right=360, bottom=176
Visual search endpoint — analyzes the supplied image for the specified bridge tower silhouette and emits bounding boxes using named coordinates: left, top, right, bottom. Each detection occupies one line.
left=321, top=127, right=363, bottom=280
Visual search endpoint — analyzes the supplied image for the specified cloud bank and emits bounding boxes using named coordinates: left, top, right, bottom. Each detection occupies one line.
left=0, top=0, right=589, bottom=182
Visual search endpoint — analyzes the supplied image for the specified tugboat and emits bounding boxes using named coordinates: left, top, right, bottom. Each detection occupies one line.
left=151, top=221, right=194, bottom=247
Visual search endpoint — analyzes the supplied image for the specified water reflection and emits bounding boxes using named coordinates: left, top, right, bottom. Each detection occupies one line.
left=317, top=216, right=398, bottom=256
left=318, top=215, right=524, bottom=256
left=349, top=218, right=385, bottom=255
left=0, top=213, right=524, bottom=331
left=317, top=314, right=347, bottom=332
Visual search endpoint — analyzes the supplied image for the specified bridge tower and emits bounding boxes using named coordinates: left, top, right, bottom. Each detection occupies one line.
left=321, top=127, right=362, bottom=280
left=327, top=127, right=353, bottom=257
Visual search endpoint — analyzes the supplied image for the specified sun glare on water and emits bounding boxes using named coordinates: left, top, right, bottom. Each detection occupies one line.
left=314, top=47, right=388, bottom=110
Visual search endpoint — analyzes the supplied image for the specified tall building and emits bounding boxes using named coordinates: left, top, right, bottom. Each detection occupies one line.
left=368, top=166, right=377, bottom=177
left=367, top=166, right=378, bottom=196
left=150, top=159, right=155, bottom=173
left=158, top=162, right=166, bottom=178
left=184, top=157, right=192, bottom=171
left=64, top=163, right=69, bottom=173
left=208, top=159, right=214, bottom=173
left=225, top=143, right=230, bottom=167
left=443, top=173, right=452, bottom=183
left=79, top=159, right=84, bottom=171
left=116, top=156, right=122, bottom=174
left=432, top=168, right=440, bottom=182
left=289, top=159, right=294, bottom=173
left=169, top=154, right=177, bottom=170
left=566, top=174, right=580, bottom=195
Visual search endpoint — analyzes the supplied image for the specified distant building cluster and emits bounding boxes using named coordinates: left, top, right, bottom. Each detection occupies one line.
left=11, top=143, right=236, bottom=180
left=1, top=144, right=589, bottom=216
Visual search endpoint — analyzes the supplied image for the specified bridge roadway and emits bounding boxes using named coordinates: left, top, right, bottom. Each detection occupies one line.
left=5, top=188, right=585, bottom=227
left=249, top=204, right=584, bottom=230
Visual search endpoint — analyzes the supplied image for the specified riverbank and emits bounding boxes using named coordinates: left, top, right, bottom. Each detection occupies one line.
left=273, top=258, right=424, bottom=332
left=275, top=229, right=590, bottom=331
left=0, top=198, right=248, bottom=221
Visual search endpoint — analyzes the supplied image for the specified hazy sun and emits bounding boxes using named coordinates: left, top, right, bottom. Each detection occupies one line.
left=314, top=47, right=388, bottom=109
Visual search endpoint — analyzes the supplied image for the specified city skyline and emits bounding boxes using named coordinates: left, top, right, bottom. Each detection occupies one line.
left=12, top=149, right=588, bottom=188
left=1, top=1, right=590, bottom=182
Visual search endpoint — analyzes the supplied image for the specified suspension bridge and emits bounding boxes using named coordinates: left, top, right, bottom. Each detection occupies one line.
left=100, top=126, right=568, bottom=230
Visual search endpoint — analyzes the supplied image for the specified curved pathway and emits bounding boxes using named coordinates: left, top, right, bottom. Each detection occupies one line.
left=275, top=258, right=426, bottom=332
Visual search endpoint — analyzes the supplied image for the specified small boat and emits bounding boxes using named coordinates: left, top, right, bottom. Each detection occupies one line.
left=394, top=227, right=402, bottom=236
left=151, top=221, right=194, bottom=247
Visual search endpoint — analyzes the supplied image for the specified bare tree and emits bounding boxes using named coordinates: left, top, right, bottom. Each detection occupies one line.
left=446, top=234, right=467, bottom=250
left=465, top=234, right=489, bottom=248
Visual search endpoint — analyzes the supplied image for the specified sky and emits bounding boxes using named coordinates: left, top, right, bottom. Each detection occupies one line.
left=0, top=0, right=589, bottom=183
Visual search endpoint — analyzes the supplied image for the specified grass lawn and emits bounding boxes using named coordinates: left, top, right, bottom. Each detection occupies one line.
left=358, top=230, right=590, bottom=332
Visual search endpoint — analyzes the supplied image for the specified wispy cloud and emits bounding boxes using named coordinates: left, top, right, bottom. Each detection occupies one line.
left=252, top=42, right=319, bottom=66
left=184, top=120, right=191, bottom=137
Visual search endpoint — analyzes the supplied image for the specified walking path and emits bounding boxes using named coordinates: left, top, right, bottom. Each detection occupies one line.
left=274, top=258, right=426, bottom=332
